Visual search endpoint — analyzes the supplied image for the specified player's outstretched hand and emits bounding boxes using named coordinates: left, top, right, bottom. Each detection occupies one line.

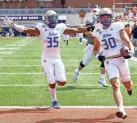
left=3, top=16, right=14, bottom=27
left=96, top=54, right=105, bottom=61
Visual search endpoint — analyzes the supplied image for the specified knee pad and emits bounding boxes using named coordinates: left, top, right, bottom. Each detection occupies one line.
left=57, top=81, right=66, bottom=86
left=100, top=61, right=105, bottom=68
left=80, top=61, right=85, bottom=68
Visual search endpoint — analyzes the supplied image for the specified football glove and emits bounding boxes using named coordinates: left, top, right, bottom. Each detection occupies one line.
left=86, top=23, right=95, bottom=31
left=3, top=16, right=14, bottom=27
left=3, top=16, right=25, bottom=32
left=96, top=54, right=105, bottom=61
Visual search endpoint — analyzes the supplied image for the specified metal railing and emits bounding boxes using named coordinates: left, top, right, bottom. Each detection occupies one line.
left=0, top=8, right=126, bottom=15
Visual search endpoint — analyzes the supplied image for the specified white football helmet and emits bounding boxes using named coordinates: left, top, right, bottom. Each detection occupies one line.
left=99, top=8, right=113, bottom=27
left=44, top=10, right=58, bottom=28
left=99, top=8, right=113, bottom=16
left=92, top=8, right=100, bottom=20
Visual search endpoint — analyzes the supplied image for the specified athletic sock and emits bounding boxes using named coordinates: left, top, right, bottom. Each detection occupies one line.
left=49, top=87, right=57, bottom=101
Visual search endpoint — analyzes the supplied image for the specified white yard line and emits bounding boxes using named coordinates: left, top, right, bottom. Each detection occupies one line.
left=6, top=44, right=26, bottom=47
left=0, top=106, right=136, bottom=109
left=0, top=84, right=48, bottom=87
left=0, top=83, right=137, bottom=87
left=1, top=58, right=137, bottom=62
left=0, top=84, right=105, bottom=87
left=0, top=38, right=35, bottom=59
left=0, top=65, right=98, bottom=67
left=0, top=72, right=137, bottom=75
left=0, top=64, right=136, bottom=67
left=0, top=65, right=42, bottom=67
left=0, top=52, right=13, bottom=54
left=0, top=59, right=82, bottom=61
left=0, top=47, right=20, bottom=50
left=0, top=73, right=98, bottom=75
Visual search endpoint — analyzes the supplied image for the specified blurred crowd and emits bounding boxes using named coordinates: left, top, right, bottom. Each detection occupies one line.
left=80, top=3, right=100, bottom=9
left=63, top=3, right=100, bottom=9
left=114, top=14, right=137, bottom=51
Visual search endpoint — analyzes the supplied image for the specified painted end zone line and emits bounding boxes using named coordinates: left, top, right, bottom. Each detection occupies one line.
left=0, top=106, right=136, bottom=109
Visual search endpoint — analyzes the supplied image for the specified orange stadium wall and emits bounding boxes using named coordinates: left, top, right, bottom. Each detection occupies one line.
left=52, top=0, right=62, bottom=8
left=65, top=0, right=113, bottom=8
left=25, top=0, right=37, bottom=8
left=26, top=0, right=62, bottom=8
left=0, top=0, right=137, bottom=8
left=62, top=0, right=137, bottom=8
left=25, top=0, right=63, bottom=8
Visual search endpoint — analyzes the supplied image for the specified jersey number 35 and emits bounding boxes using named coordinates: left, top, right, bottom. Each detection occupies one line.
left=47, top=37, right=59, bottom=48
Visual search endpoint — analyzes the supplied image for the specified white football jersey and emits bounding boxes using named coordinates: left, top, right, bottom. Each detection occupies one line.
left=94, top=22, right=102, bottom=29
left=93, top=22, right=125, bottom=57
left=35, top=22, right=67, bottom=59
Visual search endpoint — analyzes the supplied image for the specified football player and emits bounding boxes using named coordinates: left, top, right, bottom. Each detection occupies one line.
left=63, top=24, right=70, bottom=47
left=73, top=8, right=108, bottom=87
left=93, top=8, right=134, bottom=119
left=78, top=24, right=84, bottom=44
left=3, top=10, right=92, bottom=108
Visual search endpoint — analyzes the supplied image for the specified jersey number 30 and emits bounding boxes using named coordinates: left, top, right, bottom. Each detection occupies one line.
left=47, top=37, right=59, bottom=48
left=102, top=37, right=116, bottom=50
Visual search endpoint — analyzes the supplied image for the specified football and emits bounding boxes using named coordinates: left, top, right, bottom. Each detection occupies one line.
left=120, top=46, right=129, bottom=56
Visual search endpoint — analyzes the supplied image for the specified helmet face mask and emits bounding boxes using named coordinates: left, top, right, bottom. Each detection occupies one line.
left=99, top=8, right=113, bottom=27
left=100, top=14, right=112, bottom=27
left=44, top=10, right=58, bottom=28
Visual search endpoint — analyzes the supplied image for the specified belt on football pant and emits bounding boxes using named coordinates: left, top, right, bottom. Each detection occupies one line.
left=106, top=54, right=122, bottom=59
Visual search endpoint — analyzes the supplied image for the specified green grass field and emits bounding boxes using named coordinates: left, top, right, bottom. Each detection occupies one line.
left=0, top=37, right=137, bottom=106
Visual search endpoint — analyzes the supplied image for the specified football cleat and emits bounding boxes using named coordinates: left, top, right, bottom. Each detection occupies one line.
left=116, top=110, right=127, bottom=119
left=73, top=70, right=79, bottom=82
left=98, top=78, right=108, bottom=87
left=127, top=89, right=132, bottom=96
left=52, top=101, right=60, bottom=108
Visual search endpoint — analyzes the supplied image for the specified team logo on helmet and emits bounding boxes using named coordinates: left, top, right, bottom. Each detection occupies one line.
left=44, top=10, right=58, bottom=28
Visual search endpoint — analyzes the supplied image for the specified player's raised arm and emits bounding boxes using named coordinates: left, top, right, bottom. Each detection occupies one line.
left=3, top=16, right=40, bottom=35
left=63, top=24, right=93, bottom=35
